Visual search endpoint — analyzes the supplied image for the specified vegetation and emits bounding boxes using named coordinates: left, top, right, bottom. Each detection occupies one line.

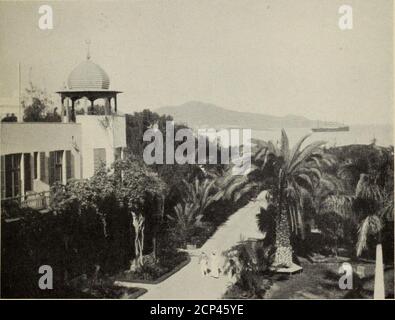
left=223, top=130, right=333, bottom=267
left=167, top=178, right=223, bottom=246
left=223, top=240, right=273, bottom=299
left=22, top=82, right=61, bottom=122
left=222, top=135, right=393, bottom=299
left=322, top=172, right=393, bottom=298
left=124, top=110, right=235, bottom=249
left=2, top=104, right=393, bottom=299
left=112, top=160, right=166, bottom=269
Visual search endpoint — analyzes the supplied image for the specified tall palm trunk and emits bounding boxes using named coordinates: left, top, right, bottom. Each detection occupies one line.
left=374, top=243, right=385, bottom=299
left=272, top=173, right=293, bottom=268
left=273, top=208, right=293, bottom=268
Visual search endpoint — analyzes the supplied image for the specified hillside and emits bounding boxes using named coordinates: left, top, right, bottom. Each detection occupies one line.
left=156, top=101, right=337, bottom=130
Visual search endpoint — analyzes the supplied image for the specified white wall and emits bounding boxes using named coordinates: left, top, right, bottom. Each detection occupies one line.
left=76, top=115, right=126, bottom=178
left=1, top=122, right=82, bottom=155
left=1, top=122, right=83, bottom=194
left=0, top=115, right=127, bottom=186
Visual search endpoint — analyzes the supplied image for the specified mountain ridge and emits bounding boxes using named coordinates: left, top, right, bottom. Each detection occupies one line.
left=156, top=101, right=339, bottom=130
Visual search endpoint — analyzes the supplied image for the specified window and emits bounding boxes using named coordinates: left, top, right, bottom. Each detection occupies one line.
left=114, top=147, right=122, bottom=161
left=33, top=152, right=38, bottom=179
left=40, top=152, right=46, bottom=182
left=4, top=154, right=21, bottom=198
left=54, top=151, right=63, bottom=183
left=1, top=155, right=5, bottom=199
left=65, top=150, right=74, bottom=180
left=49, top=151, right=63, bottom=185
left=24, top=153, right=32, bottom=192
left=93, top=148, right=106, bottom=172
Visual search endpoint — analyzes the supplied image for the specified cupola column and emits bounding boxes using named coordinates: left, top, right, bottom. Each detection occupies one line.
left=71, top=98, right=76, bottom=122
left=60, top=96, right=65, bottom=122
left=89, top=98, right=94, bottom=114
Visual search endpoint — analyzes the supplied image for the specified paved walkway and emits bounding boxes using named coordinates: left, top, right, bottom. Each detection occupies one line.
left=116, top=192, right=267, bottom=300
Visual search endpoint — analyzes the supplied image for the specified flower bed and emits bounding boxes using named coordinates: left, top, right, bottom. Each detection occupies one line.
left=115, top=251, right=190, bottom=284
left=75, top=285, right=146, bottom=299
left=223, top=274, right=273, bottom=299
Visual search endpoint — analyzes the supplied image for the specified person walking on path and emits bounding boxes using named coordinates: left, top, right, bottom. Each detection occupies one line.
left=210, top=251, right=221, bottom=278
left=199, top=252, right=210, bottom=277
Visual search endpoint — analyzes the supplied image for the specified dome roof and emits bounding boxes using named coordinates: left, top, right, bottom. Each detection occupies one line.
left=67, top=59, right=110, bottom=90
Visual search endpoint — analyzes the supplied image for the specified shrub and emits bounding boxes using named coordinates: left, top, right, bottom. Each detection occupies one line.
left=223, top=240, right=274, bottom=299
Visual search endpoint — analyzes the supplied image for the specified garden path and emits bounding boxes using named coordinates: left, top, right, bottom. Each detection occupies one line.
left=116, top=191, right=267, bottom=299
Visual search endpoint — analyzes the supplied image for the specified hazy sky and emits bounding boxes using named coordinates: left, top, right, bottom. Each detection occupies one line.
left=0, top=0, right=393, bottom=124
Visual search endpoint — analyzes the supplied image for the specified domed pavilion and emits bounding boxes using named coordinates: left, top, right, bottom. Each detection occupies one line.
left=57, top=48, right=121, bottom=122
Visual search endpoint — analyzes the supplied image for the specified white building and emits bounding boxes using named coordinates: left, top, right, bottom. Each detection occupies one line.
left=0, top=54, right=127, bottom=211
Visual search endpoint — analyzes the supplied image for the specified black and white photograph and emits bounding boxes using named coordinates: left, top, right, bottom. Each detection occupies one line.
left=0, top=0, right=394, bottom=302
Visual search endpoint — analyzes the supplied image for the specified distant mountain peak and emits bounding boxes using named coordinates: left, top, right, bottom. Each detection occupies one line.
left=156, top=101, right=336, bottom=130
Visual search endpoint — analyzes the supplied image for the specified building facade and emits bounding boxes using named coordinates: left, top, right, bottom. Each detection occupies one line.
left=0, top=54, right=126, bottom=211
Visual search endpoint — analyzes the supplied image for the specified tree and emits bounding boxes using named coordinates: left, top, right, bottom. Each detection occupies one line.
left=51, top=161, right=166, bottom=275
left=181, top=177, right=224, bottom=219
left=50, top=173, right=114, bottom=283
left=168, top=202, right=201, bottom=243
left=22, top=82, right=60, bottom=122
left=1, top=113, right=18, bottom=122
left=325, top=174, right=393, bottom=298
left=323, top=144, right=394, bottom=298
left=358, top=183, right=388, bottom=296
left=269, top=130, right=331, bottom=267
left=167, top=177, right=223, bottom=243
left=113, top=159, right=166, bottom=270
left=219, top=139, right=279, bottom=203
left=223, top=130, right=331, bottom=268
left=125, top=109, right=174, bottom=158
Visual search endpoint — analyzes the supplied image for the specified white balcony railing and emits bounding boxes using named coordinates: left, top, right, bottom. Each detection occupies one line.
left=1, top=191, right=51, bottom=213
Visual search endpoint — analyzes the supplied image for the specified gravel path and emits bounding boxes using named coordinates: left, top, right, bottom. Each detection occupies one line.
left=117, top=192, right=267, bottom=300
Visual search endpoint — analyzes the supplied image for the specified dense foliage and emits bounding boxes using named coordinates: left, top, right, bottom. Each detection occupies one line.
left=22, top=82, right=61, bottom=122
left=2, top=105, right=393, bottom=298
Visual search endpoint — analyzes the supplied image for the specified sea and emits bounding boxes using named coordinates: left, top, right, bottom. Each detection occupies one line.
left=252, top=124, right=393, bottom=148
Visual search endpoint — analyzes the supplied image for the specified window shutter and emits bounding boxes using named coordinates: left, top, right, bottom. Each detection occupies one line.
left=5, top=155, right=12, bottom=198
left=24, top=153, right=32, bottom=192
left=40, top=152, right=46, bottom=182
left=48, top=152, right=55, bottom=185
left=33, top=152, right=38, bottom=179
left=93, top=148, right=106, bottom=172
left=65, top=150, right=74, bottom=180
left=1, top=155, right=5, bottom=199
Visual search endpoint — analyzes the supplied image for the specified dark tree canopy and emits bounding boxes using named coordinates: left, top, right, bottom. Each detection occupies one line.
left=22, top=82, right=61, bottom=122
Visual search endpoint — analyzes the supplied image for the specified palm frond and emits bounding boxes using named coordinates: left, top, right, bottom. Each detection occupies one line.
left=355, top=175, right=384, bottom=202
left=288, top=133, right=312, bottom=169
left=378, top=192, right=394, bottom=222
left=356, top=215, right=383, bottom=256
left=289, top=140, right=326, bottom=173
left=280, top=129, right=290, bottom=163
left=295, top=173, right=314, bottom=192
left=322, top=195, right=355, bottom=218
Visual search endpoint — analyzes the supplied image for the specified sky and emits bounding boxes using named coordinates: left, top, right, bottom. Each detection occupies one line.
left=0, top=0, right=393, bottom=125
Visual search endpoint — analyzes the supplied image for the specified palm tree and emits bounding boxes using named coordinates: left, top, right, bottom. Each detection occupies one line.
left=355, top=175, right=393, bottom=299
left=223, top=130, right=330, bottom=268
left=181, top=177, right=224, bottom=217
left=324, top=174, right=393, bottom=299
left=168, top=177, right=224, bottom=243
left=218, top=138, right=280, bottom=203
left=167, top=202, right=202, bottom=241
left=269, top=130, right=331, bottom=267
